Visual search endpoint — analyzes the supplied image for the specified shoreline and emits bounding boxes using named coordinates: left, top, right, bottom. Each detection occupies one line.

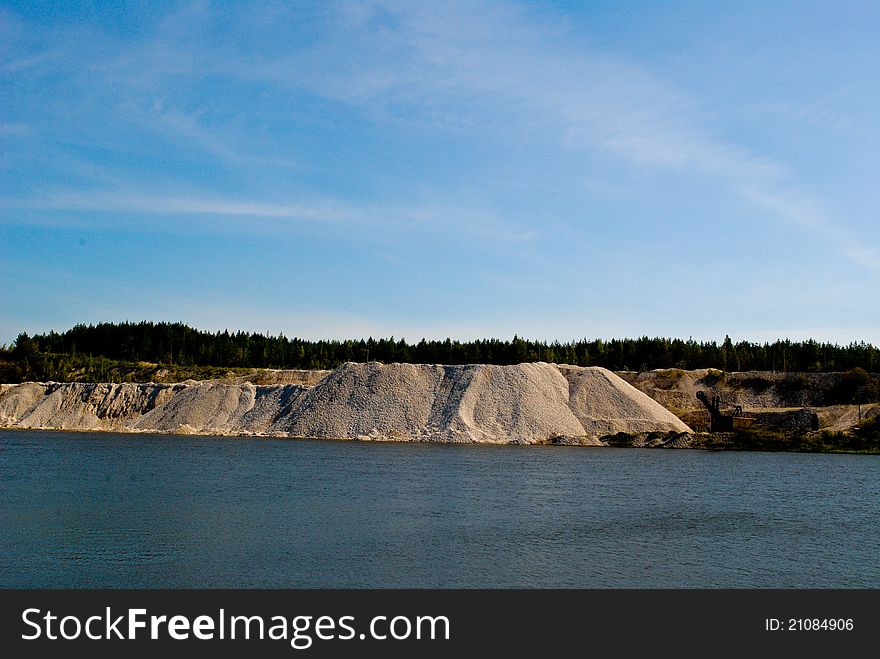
left=2, top=426, right=877, bottom=454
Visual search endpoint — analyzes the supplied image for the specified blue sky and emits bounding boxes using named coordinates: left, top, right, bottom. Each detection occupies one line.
left=2, top=1, right=879, bottom=346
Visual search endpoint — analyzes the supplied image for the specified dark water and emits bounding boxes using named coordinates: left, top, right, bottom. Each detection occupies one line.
left=1, top=430, right=878, bottom=588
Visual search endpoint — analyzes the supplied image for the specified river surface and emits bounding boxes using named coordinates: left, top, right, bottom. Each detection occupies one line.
left=1, top=430, right=878, bottom=588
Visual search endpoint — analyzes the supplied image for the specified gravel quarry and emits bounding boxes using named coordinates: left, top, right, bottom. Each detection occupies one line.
left=0, top=362, right=690, bottom=444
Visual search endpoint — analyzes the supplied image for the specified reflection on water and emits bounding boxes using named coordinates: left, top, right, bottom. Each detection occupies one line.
left=1, top=431, right=878, bottom=588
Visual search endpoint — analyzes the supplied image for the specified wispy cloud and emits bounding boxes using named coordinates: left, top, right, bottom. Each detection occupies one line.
left=113, top=99, right=302, bottom=170
left=0, top=123, right=31, bottom=137
left=0, top=188, right=535, bottom=243
left=189, top=0, right=871, bottom=272
left=7, top=190, right=352, bottom=221
left=139, top=103, right=248, bottom=165
left=4, top=2, right=877, bottom=282
left=743, top=184, right=880, bottom=271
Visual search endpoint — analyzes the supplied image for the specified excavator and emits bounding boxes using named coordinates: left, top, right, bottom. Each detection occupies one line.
left=696, top=391, right=755, bottom=432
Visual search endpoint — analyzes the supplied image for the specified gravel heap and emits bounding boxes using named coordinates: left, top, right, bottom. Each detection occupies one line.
left=0, top=382, right=179, bottom=431
left=0, top=363, right=691, bottom=443
left=561, top=365, right=689, bottom=435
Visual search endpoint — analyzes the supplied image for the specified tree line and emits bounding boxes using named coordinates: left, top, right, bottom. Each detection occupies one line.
left=1, top=321, right=878, bottom=383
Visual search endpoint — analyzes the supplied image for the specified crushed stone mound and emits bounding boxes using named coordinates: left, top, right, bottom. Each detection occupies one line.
left=0, top=382, right=178, bottom=431
left=561, top=366, right=690, bottom=435
left=0, top=382, right=49, bottom=426
left=451, top=363, right=587, bottom=443
left=132, top=382, right=256, bottom=434
left=273, top=362, right=441, bottom=440
left=0, top=363, right=691, bottom=443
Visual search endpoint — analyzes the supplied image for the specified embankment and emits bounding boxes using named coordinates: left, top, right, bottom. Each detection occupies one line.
left=620, top=368, right=880, bottom=432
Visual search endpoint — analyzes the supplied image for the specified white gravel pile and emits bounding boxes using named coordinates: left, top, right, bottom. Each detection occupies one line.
left=0, top=363, right=691, bottom=442
left=0, top=382, right=50, bottom=426
left=0, top=382, right=177, bottom=431
left=131, top=382, right=259, bottom=435
left=274, top=362, right=441, bottom=440
left=449, top=363, right=588, bottom=443
left=561, top=366, right=690, bottom=435
left=241, top=385, right=309, bottom=435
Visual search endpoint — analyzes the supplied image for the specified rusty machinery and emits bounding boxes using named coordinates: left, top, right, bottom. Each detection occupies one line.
left=696, top=390, right=755, bottom=432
